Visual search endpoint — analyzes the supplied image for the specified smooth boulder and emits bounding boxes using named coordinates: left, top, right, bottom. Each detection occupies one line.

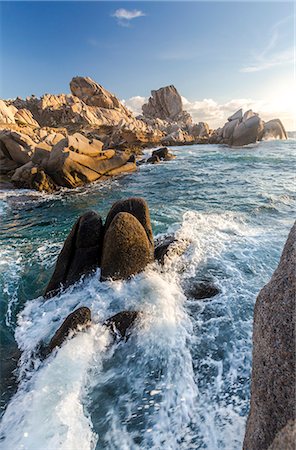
left=104, top=197, right=154, bottom=252
left=45, top=211, right=103, bottom=297
left=243, top=222, right=296, bottom=450
left=186, top=281, right=220, bottom=300
left=101, top=212, right=152, bottom=281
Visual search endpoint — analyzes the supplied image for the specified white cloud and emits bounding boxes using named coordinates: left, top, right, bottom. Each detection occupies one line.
left=112, top=8, right=145, bottom=26
left=122, top=96, right=147, bottom=116
left=122, top=94, right=293, bottom=130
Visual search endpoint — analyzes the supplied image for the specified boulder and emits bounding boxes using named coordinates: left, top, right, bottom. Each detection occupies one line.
left=0, top=130, right=35, bottom=170
left=190, top=122, right=210, bottom=138
left=45, top=211, right=103, bottom=297
left=104, top=311, right=140, bottom=339
left=14, top=109, right=40, bottom=127
left=152, top=147, right=175, bottom=161
left=146, top=155, right=160, bottom=164
left=228, top=108, right=242, bottom=122
left=45, top=307, right=91, bottom=356
left=46, top=138, right=130, bottom=188
left=11, top=163, right=57, bottom=192
left=104, top=161, right=136, bottom=177
left=186, top=281, right=220, bottom=300
left=104, top=197, right=154, bottom=251
left=70, top=76, right=126, bottom=112
left=231, top=115, right=264, bottom=146
left=0, top=100, right=16, bottom=124
left=262, top=119, right=287, bottom=140
left=101, top=212, right=152, bottom=281
left=243, top=222, right=296, bottom=450
left=142, top=85, right=192, bottom=125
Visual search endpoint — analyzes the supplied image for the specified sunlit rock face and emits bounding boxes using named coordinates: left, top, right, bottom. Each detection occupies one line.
left=142, top=85, right=193, bottom=126
left=211, top=108, right=287, bottom=146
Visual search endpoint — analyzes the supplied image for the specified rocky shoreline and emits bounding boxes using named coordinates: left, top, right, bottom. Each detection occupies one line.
left=0, top=76, right=287, bottom=193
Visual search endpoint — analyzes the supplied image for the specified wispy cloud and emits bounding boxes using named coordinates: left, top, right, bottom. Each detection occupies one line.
left=112, top=8, right=145, bottom=27
left=240, top=15, right=294, bottom=73
left=241, top=48, right=294, bottom=73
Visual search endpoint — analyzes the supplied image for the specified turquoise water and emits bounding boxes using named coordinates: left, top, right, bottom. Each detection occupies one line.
left=0, top=140, right=295, bottom=449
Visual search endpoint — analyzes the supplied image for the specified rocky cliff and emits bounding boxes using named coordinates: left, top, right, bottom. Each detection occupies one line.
left=243, top=222, right=296, bottom=450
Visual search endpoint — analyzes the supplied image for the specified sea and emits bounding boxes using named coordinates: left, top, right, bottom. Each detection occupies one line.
left=0, top=138, right=295, bottom=450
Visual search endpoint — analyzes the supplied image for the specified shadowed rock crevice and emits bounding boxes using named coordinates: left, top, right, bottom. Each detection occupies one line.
left=45, top=211, right=104, bottom=297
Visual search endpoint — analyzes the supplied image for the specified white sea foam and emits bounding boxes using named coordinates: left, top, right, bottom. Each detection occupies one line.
left=0, top=209, right=268, bottom=449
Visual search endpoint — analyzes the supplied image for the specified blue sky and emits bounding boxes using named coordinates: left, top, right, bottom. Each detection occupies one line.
left=0, top=1, right=294, bottom=128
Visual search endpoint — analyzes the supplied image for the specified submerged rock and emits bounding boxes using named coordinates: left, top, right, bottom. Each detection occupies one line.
left=104, top=311, right=140, bottom=339
left=186, top=281, right=220, bottom=300
left=243, top=222, right=296, bottom=450
left=45, top=211, right=103, bottom=297
left=101, top=212, right=152, bottom=281
left=45, top=307, right=91, bottom=355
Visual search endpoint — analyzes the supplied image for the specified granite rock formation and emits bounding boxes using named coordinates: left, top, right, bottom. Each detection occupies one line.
left=45, top=211, right=104, bottom=297
left=211, top=109, right=287, bottom=146
left=101, top=212, right=152, bottom=281
left=243, top=222, right=296, bottom=450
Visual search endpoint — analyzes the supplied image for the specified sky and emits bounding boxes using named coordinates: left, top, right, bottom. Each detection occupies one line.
left=0, top=1, right=295, bottom=129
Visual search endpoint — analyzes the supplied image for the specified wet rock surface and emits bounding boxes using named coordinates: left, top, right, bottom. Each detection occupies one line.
left=186, top=281, right=220, bottom=300
left=104, top=311, right=140, bottom=340
left=44, top=307, right=92, bottom=356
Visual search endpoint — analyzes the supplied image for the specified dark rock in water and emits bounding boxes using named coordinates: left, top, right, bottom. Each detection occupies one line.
left=154, top=234, right=189, bottom=265
left=243, top=222, right=296, bottom=450
left=45, top=307, right=91, bottom=355
left=146, top=155, right=160, bottom=164
left=267, top=420, right=296, bottom=450
left=0, top=343, right=21, bottom=414
left=101, top=212, right=152, bottom=281
left=154, top=235, right=176, bottom=264
left=187, top=282, right=220, bottom=300
left=104, top=197, right=154, bottom=252
left=152, top=147, right=175, bottom=161
left=104, top=311, right=140, bottom=339
left=45, top=211, right=103, bottom=297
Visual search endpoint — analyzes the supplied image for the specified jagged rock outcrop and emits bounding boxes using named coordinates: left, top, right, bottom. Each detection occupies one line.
left=45, top=211, right=104, bottom=297
left=101, top=212, right=152, bottom=281
left=262, top=119, right=287, bottom=140
left=0, top=100, right=17, bottom=124
left=212, top=109, right=287, bottom=146
left=243, top=222, right=296, bottom=450
left=0, top=129, right=35, bottom=173
left=15, top=109, right=40, bottom=127
left=142, top=85, right=193, bottom=126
